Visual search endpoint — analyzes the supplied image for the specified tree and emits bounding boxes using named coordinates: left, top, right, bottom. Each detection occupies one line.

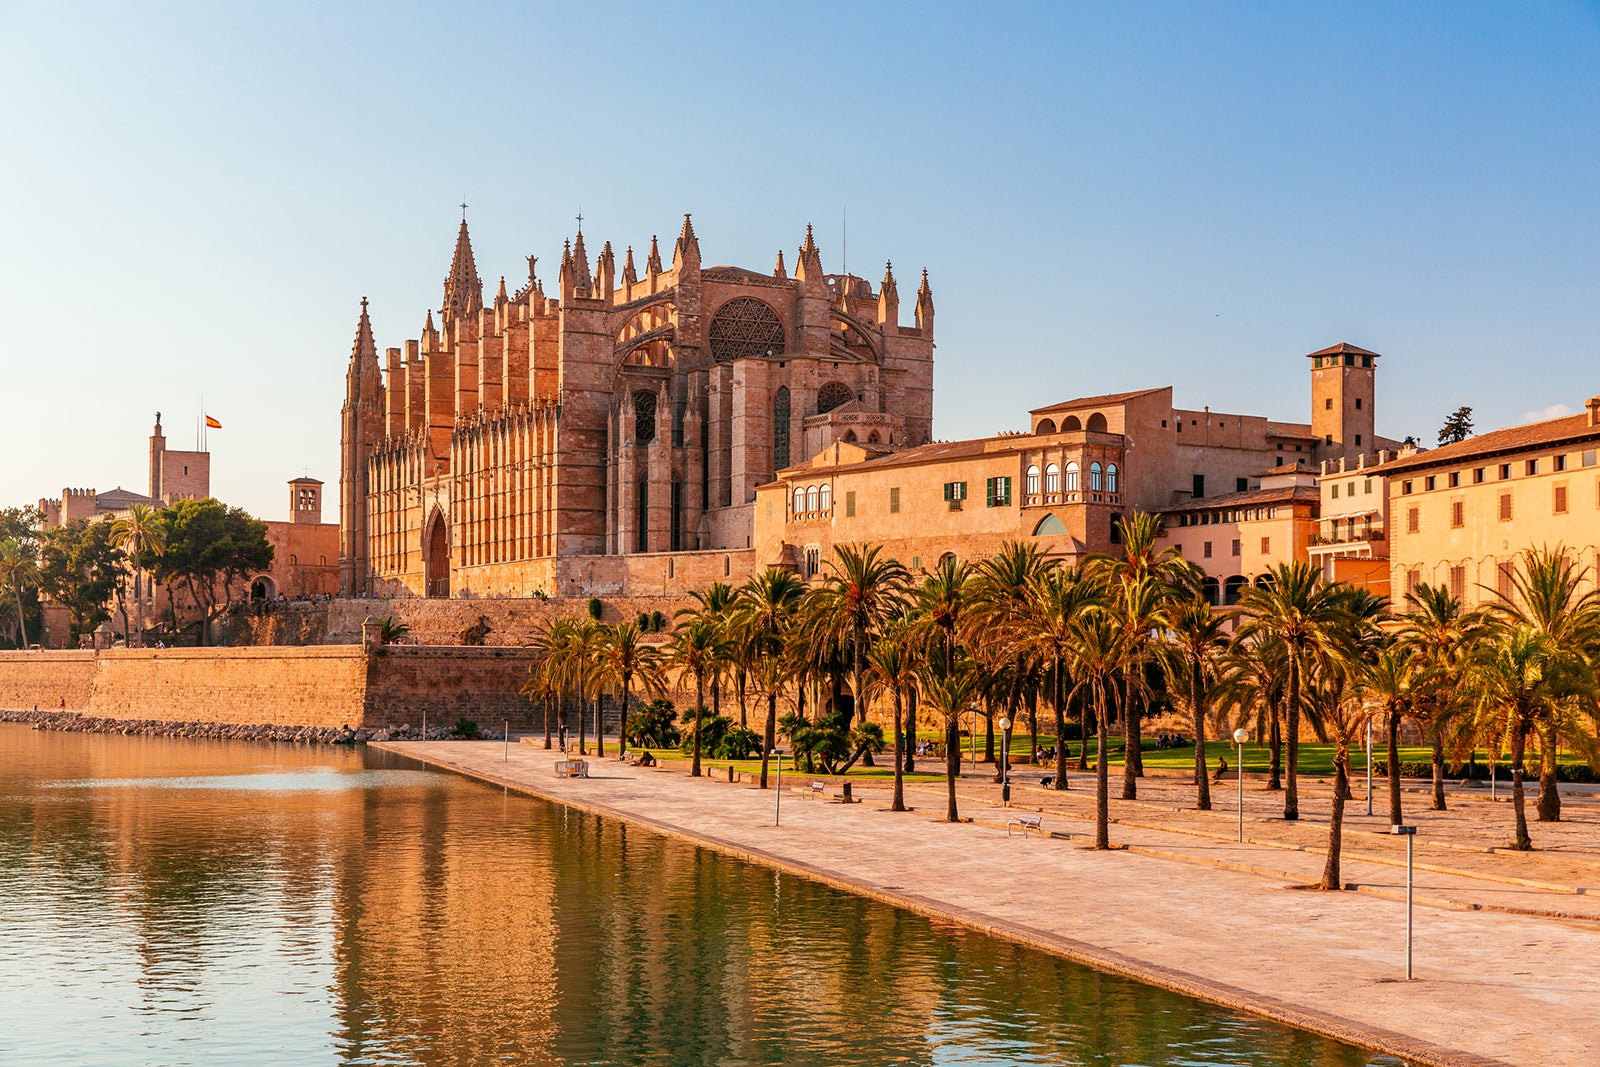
left=867, top=620, right=920, bottom=812
left=1067, top=608, right=1128, bottom=849
left=593, top=620, right=666, bottom=760
left=147, top=499, right=273, bottom=644
left=0, top=537, right=39, bottom=648
left=1234, top=561, right=1357, bottom=821
left=803, top=543, right=909, bottom=732
left=38, top=519, right=123, bottom=644
left=1316, top=677, right=1375, bottom=891
left=1437, top=406, right=1473, bottom=446
left=375, top=617, right=410, bottom=645
left=1358, top=643, right=1421, bottom=826
left=521, top=620, right=564, bottom=749
left=109, top=503, right=166, bottom=647
left=668, top=617, right=728, bottom=777
left=970, top=542, right=1056, bottom=762
left=1397, top=583, right=1487, bottom=811
left=1159, top=595, right=1229, bottom=810
left=732, top=568, right=805, bottom=788
left=677, top=582, right=739, bottom=724
left=1011, top=564, right=1100, bottom=793
left=916, top=658, right=982, bottom=823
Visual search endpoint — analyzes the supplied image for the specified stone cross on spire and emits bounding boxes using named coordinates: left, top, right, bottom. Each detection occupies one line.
left=441, top=217, right=482, bottom=322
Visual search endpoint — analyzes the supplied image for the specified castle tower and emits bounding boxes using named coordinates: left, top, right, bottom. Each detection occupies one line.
left=339, top=298, right=385, bottom=595
left=290, top=477, right=324, bottom=524
left=1308, top=341, right=1378, bottom=463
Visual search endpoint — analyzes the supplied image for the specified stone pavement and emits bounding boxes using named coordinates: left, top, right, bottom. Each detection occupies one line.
left=373, top=739, right=1600, bottom=1067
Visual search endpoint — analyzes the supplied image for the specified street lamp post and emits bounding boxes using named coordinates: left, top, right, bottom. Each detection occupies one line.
left=1392, top=823, right=1417, bottom=979
left=998, top=715, right=1012, bottom=807
left=1232, top=727, right=1249, bottom=843
left=1365, top=718, right=1374, bottom=817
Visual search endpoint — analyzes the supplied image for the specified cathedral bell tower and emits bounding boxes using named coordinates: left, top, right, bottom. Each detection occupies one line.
left=339, top=298, right=385, bottom=595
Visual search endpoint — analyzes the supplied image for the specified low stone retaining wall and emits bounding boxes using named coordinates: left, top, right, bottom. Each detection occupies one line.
left=0, top=646, right=540, bottom=730
left=0, top=708, right=506, bottom=744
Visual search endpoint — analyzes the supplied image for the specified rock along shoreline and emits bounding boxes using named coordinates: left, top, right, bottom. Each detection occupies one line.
left=0, top=708, right=504, bottom=745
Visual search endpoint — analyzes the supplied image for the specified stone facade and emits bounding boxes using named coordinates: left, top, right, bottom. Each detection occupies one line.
left=339, top=217, right=935, bottom=599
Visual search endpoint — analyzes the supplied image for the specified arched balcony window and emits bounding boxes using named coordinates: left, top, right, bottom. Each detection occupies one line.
left=793, top=487, right=805, bottom=515
left=806, top=486, right=819, bottom=513
left=819, top=484, right=832, bottom=511
left=1106, top=463, right=1119, bottom=494
left=1063, top=462, right=1079, bottom=492
left=1044, top=463, right=1060, bottom=494
left=1089, top=462, right=1103, bottom=492
left=1026, top=465, right=1041, bottom=495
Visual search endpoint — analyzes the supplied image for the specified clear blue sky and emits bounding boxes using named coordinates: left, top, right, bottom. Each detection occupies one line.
left=4, top=1, right=1597, bottom=521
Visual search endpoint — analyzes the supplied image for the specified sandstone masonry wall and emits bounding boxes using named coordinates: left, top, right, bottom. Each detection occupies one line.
left=0, top=651, right=97, bottom=711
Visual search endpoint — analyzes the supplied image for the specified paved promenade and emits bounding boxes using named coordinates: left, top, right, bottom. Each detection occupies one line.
left=372, top=740, right=1600, bottom=1067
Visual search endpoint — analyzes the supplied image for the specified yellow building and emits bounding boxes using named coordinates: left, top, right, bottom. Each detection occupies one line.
left=1309, top=449, right=1399, bottom=598
left=1382, top=397, right=1600, bottom=607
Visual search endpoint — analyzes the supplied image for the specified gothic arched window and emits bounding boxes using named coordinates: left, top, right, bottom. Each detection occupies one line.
left=1089, top=462, right=1103, bottom=492
left=793, top=487, right=805, bottom=515
left=773, top=386, right=791, bottom=471
left=708, top=298, right=786, bottom=362
left=1063, top=461, right=1080, bottom=492
left=1026, top=465, right=1040, bottom=495
left=806, top=486, right=819, bottom=513
left=1106, top=463, right=1119, bottom=494
left=633, top=390, right=656, bottom=444
left=1044, top=463, right=1060, bottom=494
left=815, top=381, right=854, bottom=414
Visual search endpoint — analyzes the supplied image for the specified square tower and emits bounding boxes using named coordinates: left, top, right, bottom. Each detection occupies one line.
left=289, top=477, right=324, bottom=524
left=1308, top=342, right=1378, bottom=462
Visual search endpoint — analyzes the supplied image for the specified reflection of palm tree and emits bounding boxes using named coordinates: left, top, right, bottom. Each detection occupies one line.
left=0, top=537, right=37, bottom=648
left=110, top=503, right=165, bottom=647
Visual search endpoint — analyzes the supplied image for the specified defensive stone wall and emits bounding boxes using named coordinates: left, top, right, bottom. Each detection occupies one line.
left=318, top=593, right=698, bottom=645
left=0, top=646, right=540, bottom=729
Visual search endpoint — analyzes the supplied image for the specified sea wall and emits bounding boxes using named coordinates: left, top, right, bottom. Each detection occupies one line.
left=0, top=646, right=540, bottom=729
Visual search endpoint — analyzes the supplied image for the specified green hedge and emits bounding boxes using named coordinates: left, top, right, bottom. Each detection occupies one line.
left=1373, top=759, right=1597, bottom=783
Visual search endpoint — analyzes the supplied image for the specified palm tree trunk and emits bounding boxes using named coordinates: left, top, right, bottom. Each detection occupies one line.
left=1284, top=656, right=1301, bottom=821
left=1027, top=688, right=1039, bottom=764
left=1077, top=693, right=1091, bottom=771
left=759, top=691, right=777, bottom=789
left=737, top=669, right=749, bottom=728
left=132, top=551, right=144, bottom=647
left=1267, top=695, right=1282, bottom=790
left=594, top=690, right=605, bottom=758
left=1387, top=706, right=1403, bottom=825
left=1536, top=723, right=1561, bottom=822
left=543, top=694, right=552, bottom=749
left=1320, top=747, right=1349, bottom=890
left=618, top=676, right=631, bottom=759
left=1510, top=720, right=1531, bottom=850
left=13, top=587, right=28, bottom=648
left=983, top=703, right=995, bottom=764
left=1126, top=673, right=1145, bottom=777
left=1191, top=658, right=1210, bottom=811
left=890, top=687, right=906, bottom=813
left=1430, top=730, right=1448, bottom=812
left=1120, top=678, right=1138, bottom=801
left=1053, top=657, right=1069, bottom=791
left=903, top=686, right=917, bottom=774
left=1094, top=678, right=1111, bottom=850
left=691, top=674, right=705, bottom=778
left=945, top=717, right=960, bottom=822
left=577, top=680, right=587, bottom=755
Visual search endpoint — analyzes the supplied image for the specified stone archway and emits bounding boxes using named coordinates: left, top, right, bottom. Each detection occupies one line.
left=424, top=509, right=450, bottom=598
left=249, top=576, right=276, bottom=602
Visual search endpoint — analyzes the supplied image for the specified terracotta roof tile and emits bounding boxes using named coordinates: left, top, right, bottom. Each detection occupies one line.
left=1158, top=485, right=1319, bottom=514
left=1305, top=341, right=1382, bottom=359
left=1029, top=387, right=1166, bottom=415
left=1380, top=412, right=1600, bottom=474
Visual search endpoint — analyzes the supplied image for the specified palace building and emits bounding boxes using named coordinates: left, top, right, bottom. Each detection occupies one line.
left=340, top=216, right=935, bottom=598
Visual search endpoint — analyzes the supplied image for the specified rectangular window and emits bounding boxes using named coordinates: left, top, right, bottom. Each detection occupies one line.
left=1364, top=478, right=1373, bottom=493
left=1331, top=484, right=1340, bottom=499
left=1406, top=568, right=1420, bottom=594
left=1498, top=562, right=1515, bottom=599
left=942, top=481, right=967, bottom=502
left=1231, top=539, right=1241, bottom=557
left=845, top=491, right=856, bottom=518
left=1402, top=480, right=1414, bottom=495
left=1450, top=565, right=1465, bottom=601
left=911, top=555, right=921, bottom=570
left=1526, top=459, right=1538, bottom=476
left=1236, top=477, right=1248, bottom=492
left=1355, top=397, right=1363, bottom=409
left=1498, top=491, right=1513, bottom=522
left=1407, top=506, right=1420, bottom=533
left=1448, top=472, right=1460, bottom=488
left=1324, top=397, right=1333, bottom=410
left=889, top=487, right=900, bottom=514
left=1425, top=476, right=1437, bottom=491
left=1473, top=468, right=1485, bottom=484
left=1555, top=455, right=1567, bottom=472
left=1583, top=450, right=1597, bottom=468
left=1192, top=474, right=1204, bottom=498
left=1347, top=481, right=1356, bottom=497
left=1554, top=484, right=1568, bottom=514
left=985, top=476, right=1012, bottom=507
left=1203, top=541, right=1213, bottom=558
left=1499, top=464, right=1512, bottom=479
left=1260, top=536, right=1271, bottom=555
left=1451, top=500, right=1464, bottom=527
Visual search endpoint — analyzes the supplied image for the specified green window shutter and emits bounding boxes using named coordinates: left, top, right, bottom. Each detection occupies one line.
left=943, top=482, right=952, bottom=501
left=845, top=491, right=856, bottom=517
left=985, top=478, right=996, bottom=507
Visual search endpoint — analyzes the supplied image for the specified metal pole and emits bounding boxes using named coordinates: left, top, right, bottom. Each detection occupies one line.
left=504, top=720, right=509, bottom=762
left=1363, top=723, right=1376, bottom=825
left=1001, top=723, right=1011, bottom=807
left=1237, top=740, right=1245, bottom=843
left=422, top=709, right=427, bottom=743
left=774, top=749, right=783, bottom=826
left=1406, top=831, right=1414, bottom=980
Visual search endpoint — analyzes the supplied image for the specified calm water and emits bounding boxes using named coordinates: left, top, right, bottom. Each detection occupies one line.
left=0, top=725, right=1399, bottom=1066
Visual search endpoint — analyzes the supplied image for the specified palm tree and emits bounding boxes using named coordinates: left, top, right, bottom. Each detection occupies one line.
left=917, top=657, right=982, bottom=823
left=867, top=620, right=920, bottom=812
left=1397, top=583, right=1487, bottom=812
left=0, top=538, right=37, bottom=648
left=1159, top=595, right=1228, bottom=810
left=1011, top=564, right=1100, bottom=792
left=593, top=620, right=666, bottom=761
left=1491, top=547, right=1600, bottom=822
left=804, top=543, right=910, bottom=731
left=521, top=620, right=564, bottom=749
left=733, top=567, right=806, bottom=788
left=971, top=542, right=1057, bottom=761
left=1316, top=679, right=1375, bottom=890
left=109, top=503, right=166, bottom=647
left=678, top=581, right=739, bottom=723
left=1462, top=625, right=1592, bottom=850
left=1357, top=643, right=1421, bottom=826
left=669, top=617, right=728, bottom=777
left=1234, top=561, right=1355, bottom=821
left=912, top=553, right=971, bottom=673
left=548, top=617, right=603, bottom=756
left=1067, top=608, right=1127, bottom=849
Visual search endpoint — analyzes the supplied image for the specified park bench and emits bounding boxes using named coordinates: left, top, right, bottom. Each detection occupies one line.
left=553, top=759, right=589, bottom=778
left=807, top=780, right=828, bottom=798
left=1006, top=813, right=1044, bottom=837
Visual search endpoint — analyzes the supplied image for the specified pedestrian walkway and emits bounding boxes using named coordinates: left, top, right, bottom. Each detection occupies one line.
left=374, top=739, right=1599, bottom=1067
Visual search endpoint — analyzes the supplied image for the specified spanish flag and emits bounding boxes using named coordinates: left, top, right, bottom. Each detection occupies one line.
left=204, top=415, right=222, bottom=429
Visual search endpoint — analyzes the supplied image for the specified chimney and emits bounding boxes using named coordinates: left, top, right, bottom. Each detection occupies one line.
left=1588, top=395, right=1600, bottom=427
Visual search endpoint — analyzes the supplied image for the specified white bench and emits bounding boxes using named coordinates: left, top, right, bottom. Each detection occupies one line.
left=554, top=759, right=589, bottom=778
left=1006, top=813, right=1044, bottom=837
left=808, top=780, right=828, bottom=798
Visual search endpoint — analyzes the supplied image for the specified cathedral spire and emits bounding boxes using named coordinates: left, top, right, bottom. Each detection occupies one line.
left=351, top=296, right=377, bottom=362
left=646, top=234, right=662, bottom=275
left=571, top=230, right=593, bottom=294
left=495, top=275, right=509, bottom=308
left=623, top=245, right=638, bottom=285
left=796, top=223, right=824, bottom=281
left=915, top=268, right=935, bottom=333
left=773, top=249, right=787, bottom=279
left=442, top=218, right=482, bottom=322
left=673, top=214, right=700, bottom=271
left=877, top=261, right=899, bottom=326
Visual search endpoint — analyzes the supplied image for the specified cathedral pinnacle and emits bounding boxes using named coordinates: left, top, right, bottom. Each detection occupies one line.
left=673, top=214, right=700, bottom=269
left=623, top=245, right=638, bottom=285
left=797, top=223, right=824, bottom=280
left=646, top=235, right=662, bottom=275
left=442, top=218, right=482, bottom=322
left=881, top=260, right=898, bottom=297
left=351, top=297, right=377, bottom=361
left=773, top=249, right=787, bottom=279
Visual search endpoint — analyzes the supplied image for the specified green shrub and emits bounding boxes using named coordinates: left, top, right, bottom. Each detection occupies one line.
left=636, top=612, right=650, bottom=632
left=452, top=717, right=482, bottom=739
left=715, top=724, right=762, bottom=760
left=587, top=597, right=603, bottom=620
left=651, top=610, right=666, bottom=632
left=680, top=707, right=731, bottom=756
left=627, top=699, right=680, bottom=748
left=1372, top=759, right=1597, bottom=783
